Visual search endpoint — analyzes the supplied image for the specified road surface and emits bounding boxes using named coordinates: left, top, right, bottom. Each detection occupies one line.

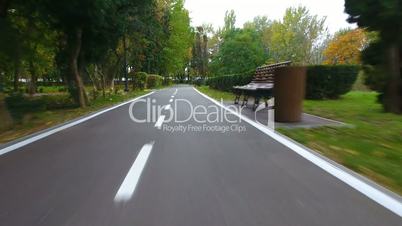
left=0, top=86, right=401, bottom=226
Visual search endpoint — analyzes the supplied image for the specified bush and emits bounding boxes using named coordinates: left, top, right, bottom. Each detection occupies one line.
left=306, top=65, right=359, bottom=99
left=132, top=72, right=147, bottom=90
left=206, top=70, right=254, bottom=91
left=193, top=77, right=206, bottom=86
left=146, top=74, right=163, bottom=88
left=163, top=77, right=173, bottom=86
left=41, top=95, right=77, bottom=110
left=5, top=94, right=76, bottom=121
left=5, top=94, right=46, bottom=120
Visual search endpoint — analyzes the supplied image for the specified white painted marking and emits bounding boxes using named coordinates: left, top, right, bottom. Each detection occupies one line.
left=114, top=142, right=154, bottom=202
left=169, top=99, right=173, bottom=103
left=154, top=115, right=166, bottom=129
left=173, top=89, right=178, bottom=95
left=193, top=87, right=402, bottom=217
left=268, top=98, right=275, bottom=130
left=0, top=92, right=155, bottom=156
left=171, top=95, right=175, bottom=98
left=164, top=105, right=171, bottom=110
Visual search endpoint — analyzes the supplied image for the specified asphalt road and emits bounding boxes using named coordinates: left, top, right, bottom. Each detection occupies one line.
left=0, top=86, right=401, bottom=226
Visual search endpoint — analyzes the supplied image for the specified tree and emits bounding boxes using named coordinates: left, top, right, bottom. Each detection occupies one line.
left=323, top=28, right=367, bottom=65
left=37, top=0, right=153, bottom=107
left=191, top=26, right=209, bottom=77
left=223, top=10, right=236, bottom=35
left=210, top=28, right=267, bottom=75
left=161, top=0, right=192, bottom=76
left=345, top=0, right=402, bottom=113
left=268, top=6, right=327, bottom=65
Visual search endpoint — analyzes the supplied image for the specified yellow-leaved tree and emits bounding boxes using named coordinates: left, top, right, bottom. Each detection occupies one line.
left=323, top=28, right=368, bottom=65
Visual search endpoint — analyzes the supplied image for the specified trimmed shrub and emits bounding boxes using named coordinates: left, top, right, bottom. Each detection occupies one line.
left=206, top=70, right=254, bottom=91
left=146, top=74, right=163, bottom=88
left=306, top=65, right=359, bottom=99
left=5, top=94, right=76, bottom=121
left=132, top=72, right=147, bottom=90
left=193, top=77, right=206, bottom=86
left=163, top=77, right=173, bottom=86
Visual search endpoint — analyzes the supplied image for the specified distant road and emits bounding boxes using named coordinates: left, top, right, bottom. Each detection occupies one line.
left=0, top=86, right=400, bottom=226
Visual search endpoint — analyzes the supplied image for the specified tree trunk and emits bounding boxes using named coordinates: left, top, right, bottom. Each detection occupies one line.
left=0, top=93, right=13, bottom=131
left=28, top=60, right=37, bottom=95
left=13, top=60, right=20, bottom=92
left=384, top=44, right=402, bottom=114
left=69, top=27, right=87, bottom=108
left=0, top=69, right=4, bottom=93
left=0, top=0, right=10, bottom=18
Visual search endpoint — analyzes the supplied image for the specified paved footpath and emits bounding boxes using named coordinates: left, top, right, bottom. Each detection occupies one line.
left=0, top=86, right=401, bottom=226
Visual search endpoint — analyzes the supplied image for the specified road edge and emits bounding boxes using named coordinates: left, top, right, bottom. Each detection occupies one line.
left=0, top=91, right=155, bottom=156
left=193, top=86, right=402, bottom=217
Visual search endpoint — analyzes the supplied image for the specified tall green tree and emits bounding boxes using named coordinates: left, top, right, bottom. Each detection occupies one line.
left=268, top=6, right=327, bottom=64
left=161, top=0, right=192, bottom=76
left=191, top=26, right=209, bottom=77
left=345, top=0, right=402, bottom=113
left=210, top=28, right=267, bottom=75
left=37, top=0, right=153, bottom=107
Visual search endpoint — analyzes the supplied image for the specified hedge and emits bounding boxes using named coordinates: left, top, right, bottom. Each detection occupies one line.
left=131, top=72, right=147, bottom=90
left=206, top=70, right=254, bottom=91
left=146, top=74, right=163, bottom=88
left=207, top=65, right=359, bottom=99
left=306, top=65, right=359, bottom=99
left=5, top=94, right=76, bottom=121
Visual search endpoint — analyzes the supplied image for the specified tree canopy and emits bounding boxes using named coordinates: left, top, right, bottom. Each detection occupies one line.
left=345, top=0, right=402, bottom=113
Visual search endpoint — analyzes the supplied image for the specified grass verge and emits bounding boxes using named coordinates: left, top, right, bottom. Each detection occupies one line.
left=197, top=86, right=235, bottom=102
left=197, top=86, right=402, bottom=195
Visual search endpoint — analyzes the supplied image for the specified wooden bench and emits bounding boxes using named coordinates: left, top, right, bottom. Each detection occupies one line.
left=233, top=61, right=291, bottom=111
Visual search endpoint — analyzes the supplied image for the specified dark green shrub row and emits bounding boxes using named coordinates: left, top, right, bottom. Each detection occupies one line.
left=5, top=94, right=76, bottom=121
left=146, top=74, right=164, bottom=88
left=132, top=72, right=147, bottom=90
left=306, top=65, right=359, bottom=99
left=206, top=70, right=254, bottom=91
left=193, top=78, right=206, bottom=86
left=163, top=77, right=174, bottom=86
left=207, top=66, right=358, bottom=99
left=131, top=72, right=164, bottom=90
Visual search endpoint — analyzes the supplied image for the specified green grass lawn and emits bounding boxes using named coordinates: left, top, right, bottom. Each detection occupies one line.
left=197, top=86, right=235, bottom=102
left=197, top=86, right=402, bottom=194
left=0, top=89, right=150, bottom=144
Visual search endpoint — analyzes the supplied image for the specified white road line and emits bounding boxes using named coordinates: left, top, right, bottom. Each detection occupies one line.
left=154, top=115, right=166, bottom=129
left=173, top=89, right=178, bottom=95
left=171, top=95, right=174, bottom=98
left=193, top=87, right=402, bottom=217
left=114, top=142, right=154, bottom=203
left=0, top=92, right=155, bottom=156
left=164, top=105, right=171, bottom=110
left=169, top=99, right=173, bottom=103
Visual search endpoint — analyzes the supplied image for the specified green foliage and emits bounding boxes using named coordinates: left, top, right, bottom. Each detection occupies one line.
left=345, top=0, right=402, bottom=113
left=162, top=0, right=192, bottom=75
left=163, top=77, right=174, bottom=86
left=146, top=74, right=163, bottom=88
left=191, top=26, right=209, bottom=77
left=193, top=77, right=206, bottom=86
left=269, top=6, right=327, bottom=64
left=210, top=28, right=267, bottom=75
left=206, top=70, right=254, bottom=91
left=306, top=65, right=359, bottom=99
left=281, top=91, right=402, bottom=194
left=360, top=39, right=395, bottom=106
left=132, top=71, right=147, bottom=90
left=5, top=94, right=76, bottom=121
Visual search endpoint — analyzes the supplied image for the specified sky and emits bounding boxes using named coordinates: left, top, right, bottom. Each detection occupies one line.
left=184, top=0, right=356, bottom=34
